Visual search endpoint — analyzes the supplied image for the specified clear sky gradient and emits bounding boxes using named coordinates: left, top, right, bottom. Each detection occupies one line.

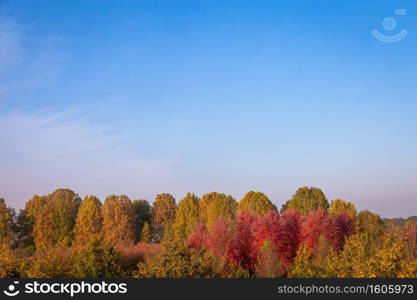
left=0, top=0, right=416, bottom=217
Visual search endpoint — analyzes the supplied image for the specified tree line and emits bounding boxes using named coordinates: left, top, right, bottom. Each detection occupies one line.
left=0, top=186, right=416, bottom=278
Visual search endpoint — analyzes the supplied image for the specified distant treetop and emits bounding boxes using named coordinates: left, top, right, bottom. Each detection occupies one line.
left=282, top=186, right=329, bottom=215
left=238, top=191, right=276, bottom=215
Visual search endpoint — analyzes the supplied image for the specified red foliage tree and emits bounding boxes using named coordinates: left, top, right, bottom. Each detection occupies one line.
left=299, top=209, right=330, bottom=252
left=206, top=217, right=234, bottom=258
left=251, top=210, right=301, bottom=270
left=325, top=212, right=355, bottom=252
left=277, top=209, right=301, bottom=268
left=300, top=209, right=354, bottom=254
left=227, top=211, right=258, bottom=271
left=187, top=221, right=208, bottom=250
left=252, top=211, right=281, bottom=256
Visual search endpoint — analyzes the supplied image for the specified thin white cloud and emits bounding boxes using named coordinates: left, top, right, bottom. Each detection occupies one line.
left=0, top=17, right=185, bottom=207
left=0, top=17, right=65, bottom=97
left=0, top=109, right=182, bottom=208
left=0, top=18, right=22, bottom=94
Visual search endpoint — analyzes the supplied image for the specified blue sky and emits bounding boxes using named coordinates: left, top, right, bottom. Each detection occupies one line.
left=0, top=0, right=416, bottom=217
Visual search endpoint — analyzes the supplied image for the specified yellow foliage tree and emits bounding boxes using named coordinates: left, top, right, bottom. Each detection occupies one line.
left=151, top=193, right=176, bottom=241
left=255, top=240, right=283, bottom=278
left=361, top=236, right=406, bottom=278
left=140, top=222, right=152, bottom=243
left=74, top=196, right=103, bottom=246
left=0, top=199, right=18, bottom=277
left=282, top=187, right=328, bottom=215
left=199, top=192, right=219, bottom=224
left=288, top=246, right=321, bottom=278
left=25, top=245, right=74, bottom=278
left=288, top=237, right=336, bottom=278
left=357, top=210, right=386, bottom=241
left=28, top=189, right=81, bottom=251
left=206, top=193, right=237, bottom=231
left=102, top=195, right=135, bottom=246
left=0, top=198, right=15, bottom=247
left=398, top=259, right=417, bottom=278
left=238, top=191, right=276, bottom=216
left=174, top=193, right=199, bottom=240
left=329, top=199, right=357, bottom=218
left=324, top=233, right=374, bottom=278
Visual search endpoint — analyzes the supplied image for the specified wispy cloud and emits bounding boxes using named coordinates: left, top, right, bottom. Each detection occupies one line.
left=0, top=109, right=181, bottom=208
left=0, top=16, right=65, bottom=97
left=0, top=18, right=22, bottom=94
left=0, top=16, right=184, bottom=207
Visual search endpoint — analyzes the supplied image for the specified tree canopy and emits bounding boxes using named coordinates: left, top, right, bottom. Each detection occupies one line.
left=74, top=196, right=103, bottom=245
left=174, top=193, right=200, bottom=240
left=102, top=195, right=135, bottom=246
left=0, top=186, right=415, bottom=279
left=152, top=193, right=176, bottom=241
left=238, top=191, right=276, bottom=215
left=329, top=199, right=357, bottom=218
left=206, top=193, right=237, bottom=231
left=282, top=186, right=329, bottom=215
left=132, top=199, right=152, bottom=242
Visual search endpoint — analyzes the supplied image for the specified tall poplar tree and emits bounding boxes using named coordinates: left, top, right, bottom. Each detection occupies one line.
left=74, top=196, right=103, bottom=245
left=0, top=198, right=15, bottom=248
left=102, top=195, right=135, bottom=246
left=151, top=193, right=176, bottom=241
left=29, top=189, right=81, bottom=250
left=199, top=192, right=219, bottom=224
left=132, top=199, right=152, bottom=242
left=206, top=193, right=237, bottom=231
left=174, top=193, right=199, bottom=240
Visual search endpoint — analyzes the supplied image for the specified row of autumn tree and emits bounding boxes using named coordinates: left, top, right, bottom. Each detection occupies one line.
left=0, top=186, right=416, bottom=278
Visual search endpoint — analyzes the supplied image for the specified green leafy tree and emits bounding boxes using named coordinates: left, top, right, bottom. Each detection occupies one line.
left=74, top=196, right=103, bottom=246
left=288, top=246, right=320, bottom=278
left=136, top=235, right=220, bottom=278
left=199, top=192, right=219, bottom=224
left=72, top=237, right=122, bottom=278
left=0, top=198, right=15, bottom=247
left=102, top=195, right=135, bottom=246
left=21, top=194, right=49, bottom=251
left=283, top=186, right=329, bottom=215
left=16, top=208, right=35, bottom=254
left=288, top=237, right=334, bottom=278
left=50, top=189, right=81, bottom=244
left=329, top=199, right=357, bottom=218
left=206, top=194, right=237, bottom=231
left=255, top=240, right=284, bottom=278
left=0, top=243, right=19, bottom=277
left=357, top=210, right=386, bottom=242
left=399, top=259, right=417, bottom=278
left=0, top=199, right=18, bottom=277
left=238, top=191, right=276, bottom=216
left=132, top=199, right=152, bottom=242
left=174, top=193, right=200, bottom=240
left=25, top=245, right=74, bottom=277
left=362, top=235, right=406, bottom=278
left=140, top=222, right=152, bottom=243
left=404, top=221, right=417, bottom=260
left=152, top=193, right=176, bottom=242
left=29, top=189, right=81, bottom=250
left=323, top=233, right=374, bottom=277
